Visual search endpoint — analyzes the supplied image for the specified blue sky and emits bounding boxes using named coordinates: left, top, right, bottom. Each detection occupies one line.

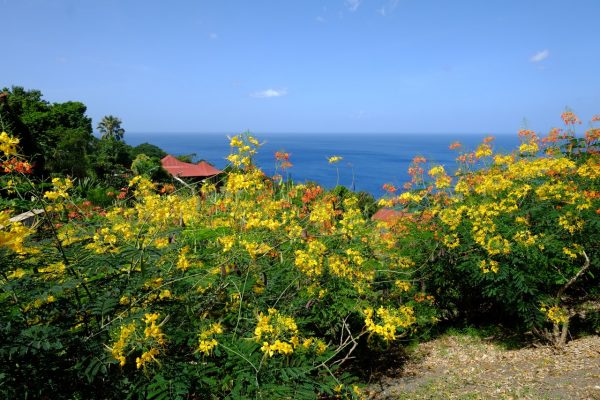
left=2, top=0, right=599, bottom=134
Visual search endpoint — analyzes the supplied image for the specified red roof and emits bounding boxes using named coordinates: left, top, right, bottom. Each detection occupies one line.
left=160, top=155, right=223, bottom=177
left=371, top=208, right=410, bottom=223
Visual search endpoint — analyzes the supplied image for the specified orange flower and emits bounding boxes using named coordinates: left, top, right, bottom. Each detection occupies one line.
left=275, top=151, right=290, bottom=161
left=301, top=186, right=323, bottom=204
left=383, top=183, right=397, bottom=193
left=448, top=141, right=461, bottom=150
left=542, top=127, right=561, bottom=143
left=561, top=111, right=581, bottom=125
left=2, top=158, right=32, bottom=174
left=585, top=128, right=600, bottom=144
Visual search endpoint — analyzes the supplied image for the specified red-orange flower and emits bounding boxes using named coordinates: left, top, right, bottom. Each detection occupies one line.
left=301, top=186, right=323, bottom=204
left=518, top=129, right=537, bottom=141
left=585, top=128, right=600, bottom=144
left=2, top=158, right=33, bottom=174
left=275, top=151, right=292, bottom=169
left=542, top=127, right=562, bottom=143
left=561, top=111, right=581, bottom=125
left=448, top=141, right=461, bottom=150
left=382, top=183, right=397, bottom=193
left=274, top=151, right=290, bottom=161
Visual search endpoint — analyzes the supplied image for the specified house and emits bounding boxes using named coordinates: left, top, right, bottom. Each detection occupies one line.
left=371, top=208, right=410, bottom=223
left=160, top=155, right=222, bottom=178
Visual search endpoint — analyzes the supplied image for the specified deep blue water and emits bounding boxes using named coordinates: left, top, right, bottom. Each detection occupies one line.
left=126, top=133, right=519, bottom=198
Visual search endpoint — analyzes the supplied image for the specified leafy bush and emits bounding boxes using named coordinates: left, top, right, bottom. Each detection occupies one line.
left=1, top=112, right=597, bottom=399
left=0, top=131, right=434, bottom=398
left=381, top=112, right=600, bottom=346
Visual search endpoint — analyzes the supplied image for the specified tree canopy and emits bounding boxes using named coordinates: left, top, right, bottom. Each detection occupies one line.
left=0, top=86, right=94, bottom=177
left=97, top=115, right=125, bottom=141
left=0, top=87, right=168, bottom=182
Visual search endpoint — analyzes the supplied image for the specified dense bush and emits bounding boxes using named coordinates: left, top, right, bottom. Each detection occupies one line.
left=0, top=132, right=434, bottom=398
left=380, top=112, right=600, bottom=346
left=0, top=112, right=598, bottom=398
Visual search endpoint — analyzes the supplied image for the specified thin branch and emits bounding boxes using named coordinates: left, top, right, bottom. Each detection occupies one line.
left=557, top=250, right=590, bottom=300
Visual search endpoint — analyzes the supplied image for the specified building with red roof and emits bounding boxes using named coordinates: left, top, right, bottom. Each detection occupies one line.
left=160, top=155, right=223, bottom=178
left=371, top=208, right=410, bottom=223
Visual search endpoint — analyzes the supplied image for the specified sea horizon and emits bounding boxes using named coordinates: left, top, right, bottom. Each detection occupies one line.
left=125, top=132, right=521, bottom=197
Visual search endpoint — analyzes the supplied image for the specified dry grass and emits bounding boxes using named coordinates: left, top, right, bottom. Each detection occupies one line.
left=367, top=333, right=600, bottom=399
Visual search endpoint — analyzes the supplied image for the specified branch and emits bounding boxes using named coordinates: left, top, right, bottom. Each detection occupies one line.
left=556, top=250, right=590, bottom=300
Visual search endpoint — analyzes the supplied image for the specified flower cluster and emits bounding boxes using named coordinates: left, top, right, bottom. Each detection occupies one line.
left=198, top=322, right=223, bottom=356
left=227, top=133, right=260, bottom=168
left=255, top=309, right=299, bottom=357
left=0, top=131, right=19, bottom=156
left=540, top=304, right=569, bottom=325
left=328, top=155, right=343, bottom=164
left=44, top=177, right=73, bottom=201
left=0, top=210, right=31, bottom=254
left=363, top=306, right=416, bottom=341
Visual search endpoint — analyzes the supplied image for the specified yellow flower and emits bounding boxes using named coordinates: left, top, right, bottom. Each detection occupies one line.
left=427, top=165, right=445, bottom=177
left=562, top=244, right=582, bottom=259
left=394, top=280, right=412, bottom=292
left=494, top=154, right=514, bottom=165
left=136, top=347, right=159, bottom=369
left=0, top=131, right=20, bottom=156
left=261, top=340, right=294, bottom=357
left=363, top=306, right=416, bottom=341
left=519, top=141, right=539, bottom=155
left=0, top=215, right=31, bottom=254
left=558, top=213, right=584, bottom=234
left=198, top=339, right=218, bottom=355
left=479, top=259, right=499, bottom=274
left=542, top=305, right=569, bottom=325
left=43, top=177, right=73, bottom=201
left=475, top=143, right=493, bottom=158
left=328, top=155, right=343, bottom=164
left=294, top=240, right=327, bottom=278
left=7, top=268, right=27, bottom=279
left=176, top=246, right=191, bottom=270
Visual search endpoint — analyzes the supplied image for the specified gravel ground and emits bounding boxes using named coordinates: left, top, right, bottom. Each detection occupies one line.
left=367, top=334, right=600, bottom=399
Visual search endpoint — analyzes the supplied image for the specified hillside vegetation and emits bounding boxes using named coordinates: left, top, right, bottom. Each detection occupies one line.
left=0, top=108, right=599, bottom=399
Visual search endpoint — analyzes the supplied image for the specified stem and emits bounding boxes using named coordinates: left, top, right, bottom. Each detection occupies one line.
left=556, top=250, right=590, bottom=300
left=218, top=343, right=260, bottom=386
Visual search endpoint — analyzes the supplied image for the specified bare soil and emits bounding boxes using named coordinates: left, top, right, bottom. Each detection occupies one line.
left=367, top=334, right=600, bottom=399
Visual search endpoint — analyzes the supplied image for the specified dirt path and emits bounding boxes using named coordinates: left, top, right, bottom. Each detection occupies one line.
left=367, top=334, right=600, bottom=399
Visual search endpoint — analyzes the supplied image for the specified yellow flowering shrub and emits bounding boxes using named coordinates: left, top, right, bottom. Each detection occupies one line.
left=6, top=109, right=597, bottom=399
left=0, top=130, right=439, bottom=398
left=382, top=113, right=600, bottom=347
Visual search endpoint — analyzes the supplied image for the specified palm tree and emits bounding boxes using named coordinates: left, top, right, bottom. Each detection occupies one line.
left=97, top=115, right=125, bottom=141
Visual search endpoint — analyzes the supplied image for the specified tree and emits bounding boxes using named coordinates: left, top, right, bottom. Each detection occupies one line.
left=0, top=86, right=94, bottom=177
left=130, top=142, right=167, bottom=160
left=91, top=137, right=133, bottom=186
left=130, top=153, right=171, bottom=181
left=131, top=154, right=157, bottom=177
left=175, top=153, right=196, bottom=163
left=97, top=115, right=125, bottom=141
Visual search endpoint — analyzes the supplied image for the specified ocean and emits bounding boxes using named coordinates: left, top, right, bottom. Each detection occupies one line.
left=126, top=132, right=519, bottom=198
